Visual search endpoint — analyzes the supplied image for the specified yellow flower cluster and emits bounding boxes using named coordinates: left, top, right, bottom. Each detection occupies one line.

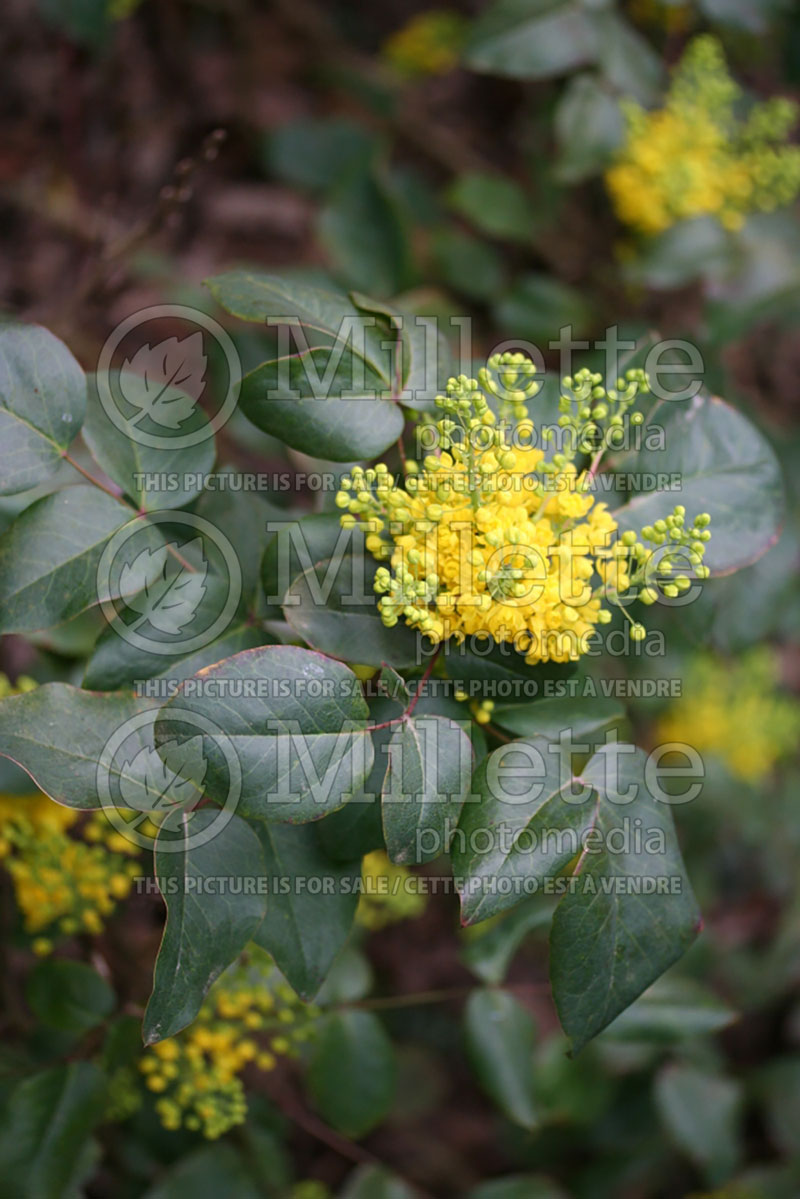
left=141, top=949, right=319, bottom=1139
left=606, top=36, right=800, bottom=234
left=656, top=649, right=800, bottom=784
left=0, top=794, right=140, bottom=954
left=383, top=10, right=466, bottom=78
left=336, top=357, right=653, bottom=665
left=356, top=850, right=427, bottom=930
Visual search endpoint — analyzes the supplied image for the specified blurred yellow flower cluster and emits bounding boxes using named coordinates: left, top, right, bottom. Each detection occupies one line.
left=383, top=10, right=465, bottom=78
left=356, top=850, right=427, bottom=931
left=142, top=950, right=319, bottom=1139
left=336, top=357, right=644, bottom=665
left=0, top=793, right=139, bottom=954
left=606, top=35, right=800, bottom=235
left=656, top=649, right=800, bottom=784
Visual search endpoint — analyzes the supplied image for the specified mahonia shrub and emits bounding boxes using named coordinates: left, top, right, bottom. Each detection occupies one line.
left=606, top=35, right=800, bottom=234
left=0, top=276, right=785, bottom=1164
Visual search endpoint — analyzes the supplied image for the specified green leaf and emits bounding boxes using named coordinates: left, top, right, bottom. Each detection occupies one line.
left=250, top=822, right=358, bottom=998
left=654, top=1064, right=743, bottom=1184
left=594, top=12, right=664, bottom=104
left=549, top=747, right=700, bottom=1052
left=431, top=228, right=507, bottom=301
left=491, top=695, right=624, bottom=743
left=554, top=74, right=623, bottom=183
left=261, top=512, right=364, bottom=615
left=0, top=485, right=163, bottom=633
left=602, top=976, right=737, bottom=1043
left=612, top=392, right=785, bottom=575
left=26, top=959, right=115, bottom=1035
left=494, top=273, right=593, bottom=344
left=454, top=735, right=580, bottom=925
left=308, top=1010, right=396, bottom=1137
left=0, top=321, right=86, bottom=496
left=142, top=1143, right=264, bottom=1199
left=316, top=703, right=396, bottom=861
left=340, top=1165, right=417, bottom=1199
left=154, top=645, right=374, bottom=823
left=205, top=271, right=392, bottom=378
left=0, top=683, right=156, bottom=810
left=282, top=554, right=420, bottom=669
left=0, top=1063, right=107, bottom=1199
left=382, top=714, right=472, bottom=864
left=83, top=620, right=266, bottom=692
left=240, top=349, right=404, bottom=461
left=441, top=640, right=574, bottom=691
left=82, top=375, right=215, bottom=511
left=318, top=167, right=413, bottom=297
left=143, top=810, right=267, bottom=1043
left=447, top=173, right=531, bottom=242
left=465, top=0, right=599, bottom=80
left=626, top=217, right=733, bottom=289
left=461, top=894, right=555, bottom=983
left=266, top=117, right=376, bottom=193
left=464, top=988, right=538, bottom=1129
left=699, top=0, right=788, bottom=34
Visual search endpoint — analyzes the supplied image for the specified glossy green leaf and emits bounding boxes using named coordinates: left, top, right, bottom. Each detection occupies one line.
left=82, top=375, right=215, bottom=511
left=318, top=167, right=413, bottom=297
left=612, top=392, right=784, bottom=575
left=308, top=1010, right=397, bottom=1137
left=205, top=271, right=392, bottom=377
left=26, top=958, right=115, bottom=1035
left=465, top=0, right=599, bottom=80
left=490, top=695, right=624, bottom=743
left=454, top=735, right=580, bottom=925
left=283, top=554, right=420, bottom=669
left=595, top=12, right=664, bottom=104
left=461, top=894, right=555, bottom=983
left=83, top=619, right=266, bottom=692
left=494, top=273, right=592, bottom=344
left=266, top=117, right=376, bottom=193
left=0, top=486, right=163, bottom=633
left=154, top=645, right=373, bottom=823
left=382, top=714, right=472, bottom=864
left=144, top=810, right=267, bottom=1044
left=0, top=1063, right=106, bottom=1199
left=464, top=988, right=538, bottom=1129
left=0, top=683, right=155, bottom=810
left=554, top=74, right=623, bottom=182
left=251, top=822, right=358, bottom=998
left=240, top=348, right=403, bottom=461
left=654, top=1064, right=743, bottom=1184
left=431, top=227, right=507, bottom=301
left=142, top=1143, right=264, bottom=1199
left=549, top=747, right=701, bottom=1052
left=602, top=976, right=737, bottom=1042
left=0, top=321, right=86, bottom=496
left=447, top=173, right=531, bottom=242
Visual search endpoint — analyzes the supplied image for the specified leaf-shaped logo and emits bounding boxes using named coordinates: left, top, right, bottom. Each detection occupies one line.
left=118, top=736, right=207, bottom=813
left=120, top=332, right=207, bottom=430
left=120, top=538, right=208, bottom=635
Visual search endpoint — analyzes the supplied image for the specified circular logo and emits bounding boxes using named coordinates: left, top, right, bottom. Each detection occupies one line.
left=96, top=303, right=241, bottom=450
left=96, top=510, right=243, bottom=657
left=97, top=707, right=242, bottom=853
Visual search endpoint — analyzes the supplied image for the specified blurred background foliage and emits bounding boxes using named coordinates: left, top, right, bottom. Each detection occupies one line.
left=1, top=0, right=800, bottom=1196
